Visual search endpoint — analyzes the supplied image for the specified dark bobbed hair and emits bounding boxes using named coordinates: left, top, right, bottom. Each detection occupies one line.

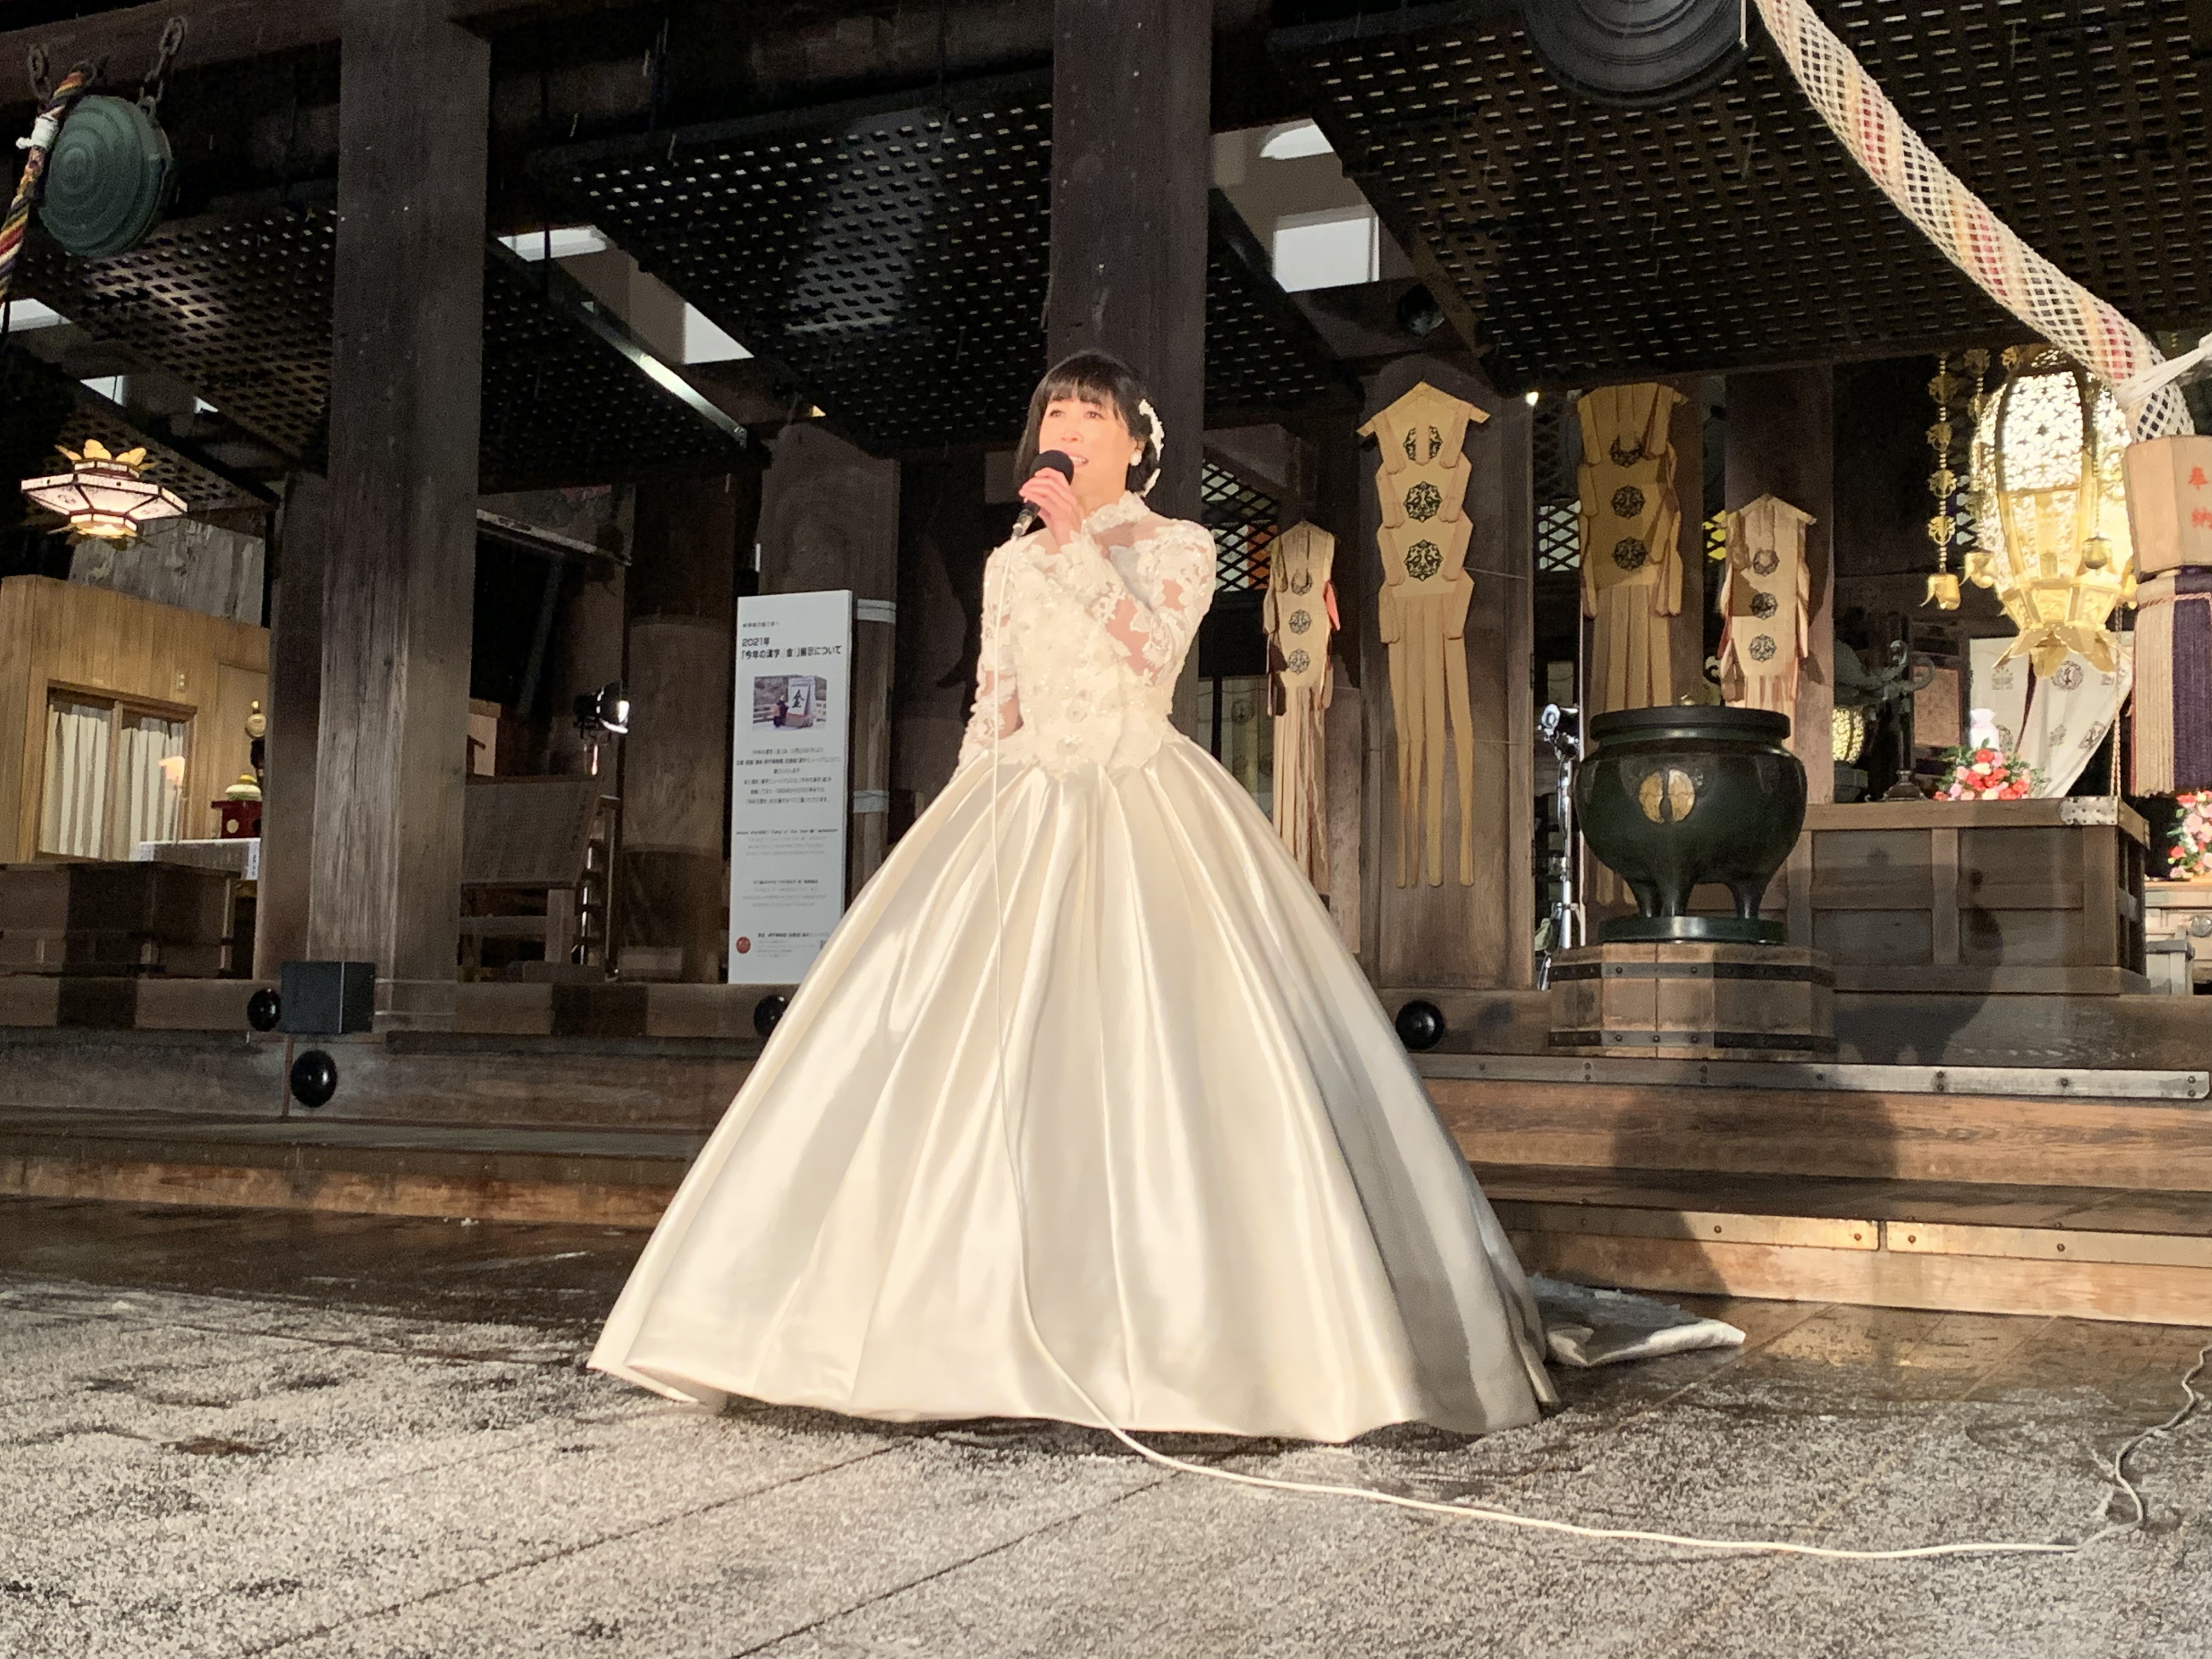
left=1014, top=349, right=1158, bottom=495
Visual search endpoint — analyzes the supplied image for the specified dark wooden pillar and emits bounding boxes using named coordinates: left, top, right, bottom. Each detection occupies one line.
left=1726, top=366, right=1836, bottom=804
left=1048, top=0, right=1210, bottom=530
left=253, top=473, right=326, bottom=980
left=305, top=0, right=489, bottom=1028
left=755, top=424, right=900, bottom=898
left=1358, top=356, right=1536, bottom=993
left=619, top=471, right=753, bottom=981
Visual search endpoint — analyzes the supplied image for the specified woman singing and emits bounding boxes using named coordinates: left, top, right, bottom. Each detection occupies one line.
left=591, top=351, right=1554, bottom=1441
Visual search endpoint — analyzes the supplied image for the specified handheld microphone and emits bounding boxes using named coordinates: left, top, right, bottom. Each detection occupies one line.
left=1008, top=450, right=1075, bottom=538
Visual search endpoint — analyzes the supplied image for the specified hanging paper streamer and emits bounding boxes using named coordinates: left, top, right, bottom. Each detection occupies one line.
left=1748, top=0, right=2212, bottom=790
left=1359, top=383, right=1485, bottom=888
left=1718, top=494, right=1815, bottom=718
left=1750, top=0, right=2186, bottom=441
left=1578, top=382, right=1685, bottom=717
left=1265, top=522, right=1338, bottom=895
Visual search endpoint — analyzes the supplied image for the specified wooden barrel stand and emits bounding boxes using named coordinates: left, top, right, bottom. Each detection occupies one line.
left=1548, top=941, right=1835, bottom=1059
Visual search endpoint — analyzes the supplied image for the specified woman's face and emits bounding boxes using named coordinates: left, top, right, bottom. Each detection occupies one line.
left=1037, top=394, right=1141, bottom=490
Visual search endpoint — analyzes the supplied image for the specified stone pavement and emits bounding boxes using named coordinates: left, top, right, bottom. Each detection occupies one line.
left=2, top=1198, right=2208, bottom=1659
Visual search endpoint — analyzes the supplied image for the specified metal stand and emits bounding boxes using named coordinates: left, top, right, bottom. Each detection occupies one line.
left=1536, top=701, right=1585, bottom=988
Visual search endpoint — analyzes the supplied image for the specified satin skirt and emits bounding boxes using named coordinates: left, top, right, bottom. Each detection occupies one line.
left=590, top=733, right=1554, bottom=1442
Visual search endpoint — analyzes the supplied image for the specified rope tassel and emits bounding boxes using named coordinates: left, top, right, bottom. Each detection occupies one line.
left=1, top=65, right=95, bottom=313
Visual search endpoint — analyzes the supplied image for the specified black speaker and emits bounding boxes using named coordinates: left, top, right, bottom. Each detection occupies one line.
left=277, top=961, right=375, bottom=1035
left=290, top=1049, right=340, bottom=1109
left=1395, top=1000, right=1448, bottom=1052
left=1523, top=0, right=1750, bottom=109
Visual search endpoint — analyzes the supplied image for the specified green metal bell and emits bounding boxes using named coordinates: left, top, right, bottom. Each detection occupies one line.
left=40, top=95, right=174, bottom=259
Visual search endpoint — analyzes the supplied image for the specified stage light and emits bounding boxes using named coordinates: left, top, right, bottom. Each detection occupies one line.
left=20, top=437, right=187, bottom=542
left=574, top=680, right=630, bottom=738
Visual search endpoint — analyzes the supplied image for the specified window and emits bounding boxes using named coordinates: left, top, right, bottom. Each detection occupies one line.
left=1198, top=676, right=1274, bottom=819
left=39, top=693, right=189, bottom=860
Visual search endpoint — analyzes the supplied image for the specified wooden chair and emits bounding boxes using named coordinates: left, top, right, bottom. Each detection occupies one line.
left=458, top=777, right=618, bottom=977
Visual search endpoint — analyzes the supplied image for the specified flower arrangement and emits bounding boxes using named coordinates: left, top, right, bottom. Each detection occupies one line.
left=2171, top=791, right=2212, bottom=881
left=1938, top=743, right=2042, bottom=802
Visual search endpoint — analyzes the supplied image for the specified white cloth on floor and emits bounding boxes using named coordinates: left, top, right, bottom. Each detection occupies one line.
left=1532, top=1277, right=1746, bottom=1368
left=591, top=492, right=1554, bottom=1443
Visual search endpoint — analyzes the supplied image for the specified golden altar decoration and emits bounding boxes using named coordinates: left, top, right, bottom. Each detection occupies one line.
left=1963, top=346, right=2135, bottom=678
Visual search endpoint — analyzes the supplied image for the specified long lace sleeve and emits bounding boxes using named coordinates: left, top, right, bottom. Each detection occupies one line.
left=1036, top=520, right=1216, bottom=686
left=957, top=546, right=1023, bottom=768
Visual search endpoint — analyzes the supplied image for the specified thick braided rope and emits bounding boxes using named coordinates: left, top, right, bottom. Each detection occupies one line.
left=1, top=67, right=94, bottom=315
left=1752, top=0, right=2191, bottom=439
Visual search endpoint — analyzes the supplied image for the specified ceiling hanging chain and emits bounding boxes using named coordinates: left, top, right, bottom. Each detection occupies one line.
left=138, top=16, right=188, bottom=117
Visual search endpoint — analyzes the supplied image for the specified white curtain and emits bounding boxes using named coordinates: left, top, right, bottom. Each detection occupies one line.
left=1967, top=637, right=2032, bottom=758
left=38, top=702, right=186, bottom=859
left=2020, top=635, right=2134, bottom=798
left=40, top=701, right=112, bottom=858
left=112, top=713, right=187, bottom=855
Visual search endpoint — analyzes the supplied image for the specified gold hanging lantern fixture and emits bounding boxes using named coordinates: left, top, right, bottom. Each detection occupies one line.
left=1962, top=346, right=2135, bottom=678
left=19, top=437, right=188, bottom=543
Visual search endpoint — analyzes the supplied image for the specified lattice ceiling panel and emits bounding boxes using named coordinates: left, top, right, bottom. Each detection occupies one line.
left=1200, top=456, right=1280, bottom=592
left=21, top=207, right=336, bottom=459
left=481, top=254, right=743, bottom=489
left=19, top=204, right=741, bottom=489
left=1205, top=193, right=1361, bottom=421
left=535, top=76, right=1353, bottom=455
left=1282, top=2, right=2212, bottom=387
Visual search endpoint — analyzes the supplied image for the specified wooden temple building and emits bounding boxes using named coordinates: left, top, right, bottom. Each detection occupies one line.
left=3, top=0, right=2210, bottom=1328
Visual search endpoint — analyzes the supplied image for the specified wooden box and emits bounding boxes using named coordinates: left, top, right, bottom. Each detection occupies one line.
left=2145, top=880, right=2212, bottom=990
left=1548, top=942, right=1835, bottom=1060
left=0, top=861, right=235, bottom=975
left=1760, top=799, right=2148, bottom=994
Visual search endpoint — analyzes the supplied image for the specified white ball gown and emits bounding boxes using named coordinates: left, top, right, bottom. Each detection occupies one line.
left=591, top=491, right=1556, bottom=1442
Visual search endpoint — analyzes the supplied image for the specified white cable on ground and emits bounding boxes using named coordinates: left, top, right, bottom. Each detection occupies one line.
left=1750, top=0, right=2192, bottom=438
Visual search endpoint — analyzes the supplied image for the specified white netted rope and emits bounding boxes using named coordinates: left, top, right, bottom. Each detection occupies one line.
left=1751, top=0, right=2194, bottom=440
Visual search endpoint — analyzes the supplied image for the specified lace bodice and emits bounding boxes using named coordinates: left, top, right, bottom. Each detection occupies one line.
left=958, top=493, right=1217, bottom=775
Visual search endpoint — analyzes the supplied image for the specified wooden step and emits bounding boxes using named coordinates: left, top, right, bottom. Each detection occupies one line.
left=0, top=1110, right=690, bottom=1226
left=1485, top=1165, right=2212, bottom=1327
left=1426, top=1058, right=2212, bottom=1192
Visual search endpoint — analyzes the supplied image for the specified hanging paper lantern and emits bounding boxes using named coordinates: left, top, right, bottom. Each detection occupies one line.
left=1962, top=347, right=2135, bottom=679
left=20, top=437, right=187, bottom=541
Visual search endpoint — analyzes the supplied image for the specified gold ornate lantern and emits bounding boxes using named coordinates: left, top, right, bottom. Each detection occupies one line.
left=19, top=437, right=187, bottom=542
left=1962, top=347, right=2135, bottom=677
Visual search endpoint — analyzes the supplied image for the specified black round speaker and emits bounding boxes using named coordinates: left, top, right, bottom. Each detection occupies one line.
left=246, top=988, right=281, bottom=1032
left=752, top=993, right=789, bottom=1039
left=1394, top=999, right=1447, bottom=1052
left=1396, top=284, right=1447, bottom=338
left=1523, top=0, right=1750, bottom=108
left=289, top=1049, right=338, bottom=1109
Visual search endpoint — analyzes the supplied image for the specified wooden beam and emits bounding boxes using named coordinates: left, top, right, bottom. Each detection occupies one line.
left=255, top=472, right=328, bottom=979
left=1357, top=356, right=1536, bottom=991
left=304, top=0, right=490, bottom=1029
left=1726, top=366, right=1836, bottom=804
left=0, top=0, right=582, bottom=114
left=1047, top=0, right=1210, bottom=523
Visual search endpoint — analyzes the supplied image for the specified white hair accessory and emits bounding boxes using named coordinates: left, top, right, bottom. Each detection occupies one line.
left=1136, top=397, right=1165, bottom=494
